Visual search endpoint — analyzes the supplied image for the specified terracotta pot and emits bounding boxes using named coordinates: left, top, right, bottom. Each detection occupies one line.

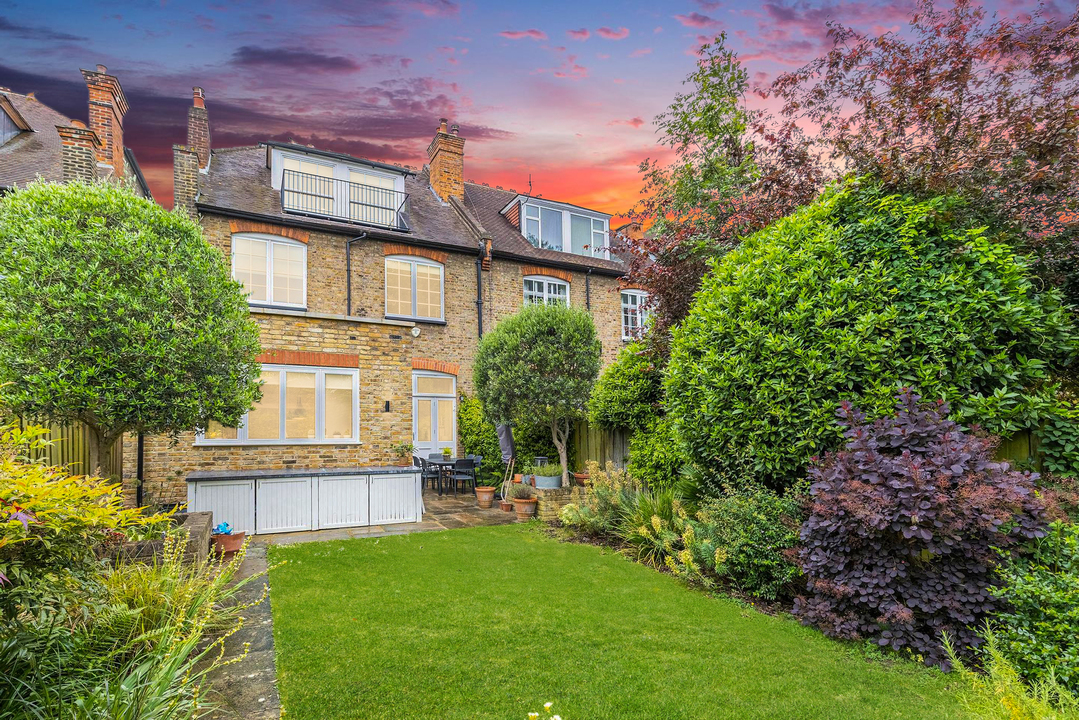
left=475, top=486, right=496, bottom=508
left=573, top=472, right=590, bottom=487
left=513, top=473, right=522, bottom=484
left=512, top=497, right=537, bottom=522
left=212, top=531, right=246, bottom=555
left=499, top=500, right=513, bottom=512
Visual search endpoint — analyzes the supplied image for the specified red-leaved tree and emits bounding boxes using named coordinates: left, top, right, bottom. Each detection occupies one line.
left=766, top=0, right=1079, bottom=304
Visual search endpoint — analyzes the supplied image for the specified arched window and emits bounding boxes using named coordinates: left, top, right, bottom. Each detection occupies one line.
left=231, top=233, right=307, bottom=308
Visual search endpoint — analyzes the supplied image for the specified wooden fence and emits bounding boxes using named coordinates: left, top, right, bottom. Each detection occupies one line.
left=571, top=420, right=628, bottom=472
left=16, top=418, right=122, bottom=476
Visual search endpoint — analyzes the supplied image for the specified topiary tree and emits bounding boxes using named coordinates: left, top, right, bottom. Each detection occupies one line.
left=473, top=304, right=600, bottom=487
left=666, top=179, right=1078, bottom=488
left=0, top=181, right=262, bottom=480
left=795, top=391, right=1048, bottom=668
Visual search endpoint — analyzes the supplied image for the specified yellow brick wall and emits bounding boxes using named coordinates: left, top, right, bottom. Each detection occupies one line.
left=129, top=212, right=628, bottom=505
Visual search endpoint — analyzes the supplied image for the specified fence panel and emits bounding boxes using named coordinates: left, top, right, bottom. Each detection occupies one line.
left=15, top=419, right=121, bottom=477
left=572, top=420, right=628, bottom=472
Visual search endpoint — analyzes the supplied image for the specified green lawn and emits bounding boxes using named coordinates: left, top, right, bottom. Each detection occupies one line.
left=268, top=525, right=966, bottom=720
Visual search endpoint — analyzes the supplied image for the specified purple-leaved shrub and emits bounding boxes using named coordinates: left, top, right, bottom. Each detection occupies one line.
left=794, top=391, right=1048, bottom=667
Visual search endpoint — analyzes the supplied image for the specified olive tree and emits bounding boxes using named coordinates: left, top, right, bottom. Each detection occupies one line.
left=474, top=303, right=601, bottom=487
left=0, top=180, right=262, bottom=480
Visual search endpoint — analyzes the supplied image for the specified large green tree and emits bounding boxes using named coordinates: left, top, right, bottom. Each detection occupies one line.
left=474, top=304, right=600, bottom=487
left=0, top=180, right=262, bottom=480
left=666, top=179, right=1078, bottom=488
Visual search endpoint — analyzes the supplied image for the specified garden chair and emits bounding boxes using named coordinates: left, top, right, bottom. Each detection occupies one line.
left=417, top=457, right=441, bottom=494
left=451, top=458, right=476, bottom=495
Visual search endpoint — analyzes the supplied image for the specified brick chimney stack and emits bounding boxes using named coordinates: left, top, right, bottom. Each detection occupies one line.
left=427, top=117, right=465, bottom=202
left=56, top=120, right=101, bottom=183
left=188, top=87, right=210, bottom=170
left=80, top=64, right=128, bottom=177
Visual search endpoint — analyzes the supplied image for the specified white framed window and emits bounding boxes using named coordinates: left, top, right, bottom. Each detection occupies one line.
left=385, top=255, right=444, bottom=321
left=197, top=364, right=360, bottom=445
left=621, top=290, right=650, bottom=340
left=231, top=233, right=307, bottom=308
left=348, top=167, right=398, bottom=226
left=521, top=200, right=609, bottom=259
left=282, top=155, right=335, bottom=215
left=524, top=275, right=569, bottom=306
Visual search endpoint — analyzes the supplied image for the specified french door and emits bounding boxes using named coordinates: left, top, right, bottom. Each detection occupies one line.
left=412, top=371, right=456, bottom=457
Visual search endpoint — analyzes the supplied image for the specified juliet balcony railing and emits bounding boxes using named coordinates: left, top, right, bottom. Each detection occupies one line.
left=281, top=169, right=411, bottom=231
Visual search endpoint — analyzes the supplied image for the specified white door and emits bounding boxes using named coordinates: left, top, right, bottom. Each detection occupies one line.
left=255, top=476, right=314, bottom=534
left=412, top=371, right=456, bottom=457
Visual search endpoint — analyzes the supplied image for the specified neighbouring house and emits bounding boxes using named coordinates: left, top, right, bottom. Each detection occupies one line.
left=128, top=88, right=650, bottom=533
left=1, top=65, right=150, bottom=475
left=0, top=64, right=152, bottom=197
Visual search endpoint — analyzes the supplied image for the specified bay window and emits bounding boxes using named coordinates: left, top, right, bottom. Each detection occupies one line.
left=198, top=365, right=359, bottom=445
left=385, top=256, right=444, bottom=321
left=232, top=234, right=306, bottom=308
left=524, top=276, right=569, bottom=306
left=621, top=290, right=650, bottom=339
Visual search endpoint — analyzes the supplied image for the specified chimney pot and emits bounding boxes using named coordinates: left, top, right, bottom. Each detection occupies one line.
left=96, top=64, right=107, bottom=73
left=192, top=86, right=205, bottom=108
left=450, top=124, right=459, bottom=136
left=438, top=117, right=448, bottom=133
left=71, top=119, right=86, bottom=128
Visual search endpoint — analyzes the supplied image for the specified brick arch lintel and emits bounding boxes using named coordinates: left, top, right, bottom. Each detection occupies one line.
left=412, top=358, right=459, bottom=375
left=229, top=219, right=309, bottom=244
left=384, top=243, right=448, bottom=265
left=619, top=281, right=647, bottom=291
left=521, top=264, right=572, bottom=284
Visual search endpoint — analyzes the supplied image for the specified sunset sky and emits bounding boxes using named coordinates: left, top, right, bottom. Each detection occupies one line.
left=0, top=0, right=1044, bottom=216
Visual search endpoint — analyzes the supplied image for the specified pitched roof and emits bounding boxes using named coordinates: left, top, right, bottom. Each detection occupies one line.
left=462, top=182, right=626, bottom=276
left=0, top=90, right=68, bottom=188
left=196, top=145, right=481, bottom=253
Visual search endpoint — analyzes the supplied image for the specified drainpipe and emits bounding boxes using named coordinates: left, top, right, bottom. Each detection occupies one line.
left=345, top=232, right=368, bottom=316
left=475, top=254, right=484, bottom=338
left=136, top=432, right=144, bottom=507
left=585, top=268, right=593, bottom=311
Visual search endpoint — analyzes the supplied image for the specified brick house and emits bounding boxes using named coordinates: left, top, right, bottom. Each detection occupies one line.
left=129, top=89, right=649, bottom=530
left=0, top=65, right=152, bottom=197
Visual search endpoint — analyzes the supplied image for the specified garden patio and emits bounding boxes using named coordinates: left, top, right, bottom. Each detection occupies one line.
left=266, top=525, right=965, bottom=720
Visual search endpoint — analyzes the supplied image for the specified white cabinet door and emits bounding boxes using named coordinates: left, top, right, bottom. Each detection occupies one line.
left=187, top=480, right=255, bottom=536
left=370, top=473, right=421, bottom=525
left=317, top=475, right=369, bottom=529
left=256, top=477, right=313, bottom=534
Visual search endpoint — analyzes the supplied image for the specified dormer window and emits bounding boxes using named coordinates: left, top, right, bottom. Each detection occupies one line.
left=516, top=199, right=610, bottom=260
left=269, top=144, right=410, bottom=231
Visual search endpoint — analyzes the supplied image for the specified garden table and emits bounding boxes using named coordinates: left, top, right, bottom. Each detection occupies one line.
left=426, top=456, right=461, bottom=497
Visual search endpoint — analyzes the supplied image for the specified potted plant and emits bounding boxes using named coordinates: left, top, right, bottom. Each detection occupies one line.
left=442, top=446, right=453, bottom=459
left=511, top=482, right=537, bottom=521
left=532, top=463, right=563, bottom=489
left=392, top=441, right=415, bottom=465
left=474, top=478, right=497, bottom=509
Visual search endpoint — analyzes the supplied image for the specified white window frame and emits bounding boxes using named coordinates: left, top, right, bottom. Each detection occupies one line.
left=384, top=255, right=445, bottom=322
left=412, top=370, right=457, bottom=450
left=621, top=289, right=650, bottom=340
left=520, top=199, right=610, bottom=260
left=523, top=275, right=570, bottom=306
left=272, top=148, right=407, bottom=226
left=231, top=233, right=308, bottom=309
left=195, top=364, right=360, bottom=446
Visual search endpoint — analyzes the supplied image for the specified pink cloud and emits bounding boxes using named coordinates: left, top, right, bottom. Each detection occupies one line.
left=630, top=47, right=652, bottom=57
left=552, top=54, right=588, bottom=79
left=609, top=117, right=645, bottom=128
left=567, top=28, right=590, bottom=40
left=596, top=26, right=630, bottom=40
left=654, top=26, right=663, bottom=33
left=675, top=12, right=721, bottom=28
left=500, top=29, right=547, bottom=40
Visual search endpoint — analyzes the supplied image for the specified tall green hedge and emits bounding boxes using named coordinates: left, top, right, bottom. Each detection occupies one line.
left=666, top=179, right=1078, bottom=487
left=588, top=342, right=663, bottom=432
